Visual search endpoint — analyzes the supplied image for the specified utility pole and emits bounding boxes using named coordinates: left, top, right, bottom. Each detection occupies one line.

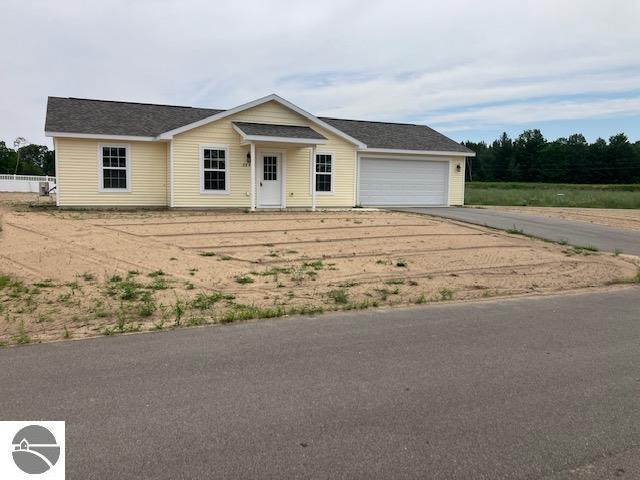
left=13, top=137, right=27, bottom=175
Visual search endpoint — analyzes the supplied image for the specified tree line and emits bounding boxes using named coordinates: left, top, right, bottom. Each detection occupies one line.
left=463, top=130, right=640, bottom=184
left=0, top=139, right=55, bottom=176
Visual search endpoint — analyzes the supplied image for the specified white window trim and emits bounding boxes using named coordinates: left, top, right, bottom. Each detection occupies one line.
left=97, top=143, right=131, bottom=193
left=311, top=151, right=336, bottom=195
left=199, top=144, right=231, bottom=195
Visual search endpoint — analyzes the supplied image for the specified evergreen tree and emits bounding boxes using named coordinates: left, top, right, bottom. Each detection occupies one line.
left=463, top=130, right=638, bottom=184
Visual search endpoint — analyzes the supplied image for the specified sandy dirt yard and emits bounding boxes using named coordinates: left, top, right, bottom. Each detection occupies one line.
left=486, top=206, right=640, bottom=231
left=0, top=194, right=638, bottom=345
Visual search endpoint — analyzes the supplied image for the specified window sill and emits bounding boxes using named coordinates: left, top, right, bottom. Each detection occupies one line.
left=199, top=190, right=231, bottom=195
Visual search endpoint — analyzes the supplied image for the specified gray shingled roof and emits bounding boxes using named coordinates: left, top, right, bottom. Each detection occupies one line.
left=319, top=117, right=473, bottom=154
left=45, top=97, right=473, bottom=154
left=233, top=122, right=326, bottom=140
left=45, top=97, right=221, bottom=137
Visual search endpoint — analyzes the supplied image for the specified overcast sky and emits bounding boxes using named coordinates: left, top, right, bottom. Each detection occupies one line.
left=2, top=0, right=639, bottom=147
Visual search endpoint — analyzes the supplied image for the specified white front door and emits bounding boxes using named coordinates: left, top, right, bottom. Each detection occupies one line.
left=257, top=152, right=282, bottom=207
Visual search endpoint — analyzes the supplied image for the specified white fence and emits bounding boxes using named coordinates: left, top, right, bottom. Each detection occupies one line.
left=0, top=174, right=57, bottom=193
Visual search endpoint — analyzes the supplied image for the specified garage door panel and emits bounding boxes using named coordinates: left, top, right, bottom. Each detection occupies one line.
left=359, top=158, right=448, bottom=206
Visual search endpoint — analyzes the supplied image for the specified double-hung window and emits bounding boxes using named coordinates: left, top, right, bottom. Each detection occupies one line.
left=100, top=145, right=129, bottom=191
left=201, top=146, right=229, bottom=193
left=314, top=153, right=334, bottom=194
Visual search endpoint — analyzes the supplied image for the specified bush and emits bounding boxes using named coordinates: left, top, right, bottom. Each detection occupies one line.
left=235, top=275, right=254, bottom=285
left=328, top=289, right=348, bottom=304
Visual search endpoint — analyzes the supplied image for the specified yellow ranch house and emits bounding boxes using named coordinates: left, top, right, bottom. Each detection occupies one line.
left=45, top=94, right=474, bottom=209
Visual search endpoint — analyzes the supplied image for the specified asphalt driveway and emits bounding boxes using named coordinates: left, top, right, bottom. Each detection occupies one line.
left=2, top=287, right=640, bottom=479
left=399, top=207, right=640, bottom=256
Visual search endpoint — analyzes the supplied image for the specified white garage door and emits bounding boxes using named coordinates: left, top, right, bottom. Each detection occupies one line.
left=359, top=157, right=449, bottom=206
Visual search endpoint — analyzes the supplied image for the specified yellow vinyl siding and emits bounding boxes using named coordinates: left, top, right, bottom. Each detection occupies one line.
left=172, top=100, right=357, bottom=208
left=55, top=138, right=167, bottom=207
left=448, top=158, right=465, bottom=206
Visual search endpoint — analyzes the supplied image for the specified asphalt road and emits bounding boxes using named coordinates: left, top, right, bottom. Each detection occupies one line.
left=398, top=207, right=640, bottom=256
left=2, top=287, right=640, bottom=479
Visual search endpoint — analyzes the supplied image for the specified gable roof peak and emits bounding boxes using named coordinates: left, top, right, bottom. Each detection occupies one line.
left=156, top=94, right=367, bottom=147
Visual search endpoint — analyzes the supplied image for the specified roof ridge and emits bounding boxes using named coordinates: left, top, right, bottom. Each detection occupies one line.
left=61, top=96, right=222, bottom=110
left=51, top=97, right=425, bottom=127
left=319, top=116, right=432, bottom=128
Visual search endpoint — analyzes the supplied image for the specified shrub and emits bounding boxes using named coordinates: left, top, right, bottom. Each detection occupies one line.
left=235, top=275, right=254, bottom=285
left=328, top=289, right=348, bottom=304
left=302, top=260, right=324, bottom=270
left=148, top=277, right=169, bottom=290
left=439, top=288, right=454, bottom=300
left=137, top=294, right=156, bottom=317
left=191, top=292, right=235, bottom=310
left=173, top=299, right=185, bottom=325
left=120, top=280, right=142, bottom=299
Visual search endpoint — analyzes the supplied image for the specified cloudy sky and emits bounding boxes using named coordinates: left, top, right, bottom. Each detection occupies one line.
left=2, top=0, right=639, bottom=147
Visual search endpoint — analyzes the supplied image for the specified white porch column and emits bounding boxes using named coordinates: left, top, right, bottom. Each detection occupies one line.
left=250, top=143, right=256, bottom=212
left=310, top=145, right=316, bottom=211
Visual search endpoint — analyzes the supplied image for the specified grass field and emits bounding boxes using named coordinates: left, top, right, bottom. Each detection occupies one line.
left=465, top=182, right=640, bottom=209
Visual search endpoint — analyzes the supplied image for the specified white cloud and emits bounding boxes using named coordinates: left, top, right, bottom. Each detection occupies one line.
left=0, top=0, right=639, bottom=145
left=427, top=97, right=640, bottom=131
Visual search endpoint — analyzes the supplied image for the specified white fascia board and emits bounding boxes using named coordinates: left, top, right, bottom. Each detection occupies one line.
left=360, top=147, right=475, bottom=157
left=245, top=135, right=327, bottom=145
left=231, top=123, right=248, bottom=140
left=157, top=94, right=367, bottom=148
left=46, top=131, right=158, bottom=142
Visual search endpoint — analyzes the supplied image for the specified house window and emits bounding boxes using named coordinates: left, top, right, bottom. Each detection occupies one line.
left=263, top=156, right=277, bottom=181
left=201, top=146, right=229, bottom=193
left=100, top=145, right=129, bottom=191
left=315, top=153, right=333, bottom=193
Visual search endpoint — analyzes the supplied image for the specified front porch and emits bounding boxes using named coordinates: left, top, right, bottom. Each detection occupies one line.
left=233, top=121, right=328, bottom=211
